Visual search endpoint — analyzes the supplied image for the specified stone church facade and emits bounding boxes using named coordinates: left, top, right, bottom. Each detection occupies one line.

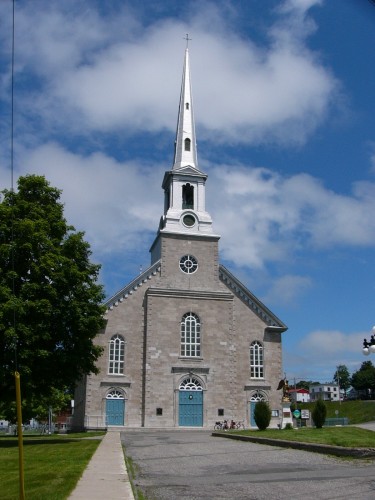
left=73, top=47, right=287, bottom=430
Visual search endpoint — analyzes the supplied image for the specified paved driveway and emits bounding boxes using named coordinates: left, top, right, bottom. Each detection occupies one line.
left=121, top=430, right=375, bottom=500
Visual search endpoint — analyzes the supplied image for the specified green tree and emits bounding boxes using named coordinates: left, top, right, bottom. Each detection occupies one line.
left=295, top=380, right=309, bottom=390
left=0, top=175, right=105, bottom=420
left=312, top=398, right=327, bottom=428
left=254, top=401, right=271, bottom=431
left=295, top=380, right=320, bottom=390
left=333, top=365, right=351, bottom=398
left=351, top=361, right=375, bottom=398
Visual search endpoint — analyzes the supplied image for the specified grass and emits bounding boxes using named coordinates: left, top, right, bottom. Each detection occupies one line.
left=0, top=434, right=102, bottom=500
left=230, top=426, right=375, bottom=448
left=125, top=454, right=148, bottom=500
left=297, top=400, right=375, bottom=424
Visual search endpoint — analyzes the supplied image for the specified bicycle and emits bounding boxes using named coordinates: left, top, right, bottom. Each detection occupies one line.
left=235, top=420, right=245, bottom=430
left=214, top=420, right=229, bottom=430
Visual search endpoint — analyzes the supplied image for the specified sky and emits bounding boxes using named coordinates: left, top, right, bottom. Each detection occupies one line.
left=1, top=0, right=375, bottom=385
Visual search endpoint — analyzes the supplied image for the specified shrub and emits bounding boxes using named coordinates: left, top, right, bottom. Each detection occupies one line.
left=254, top=401, right=272, bottom=430
left=312, top=399, right=327, bottom=428
left=284, top=423, right=293, bottom=430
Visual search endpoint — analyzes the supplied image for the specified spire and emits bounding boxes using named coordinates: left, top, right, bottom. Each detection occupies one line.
left=173, top=47, right=198, bottom=170
left=149, top=41, right=218, bottom=249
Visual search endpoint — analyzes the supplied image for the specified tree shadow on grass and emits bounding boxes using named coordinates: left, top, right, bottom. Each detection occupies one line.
left=0, top=437, right=83, bottom=448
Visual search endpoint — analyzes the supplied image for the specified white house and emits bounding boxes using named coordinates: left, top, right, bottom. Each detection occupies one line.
left=289, top=388, right=310, bottom=403
left=309, top=384, right=343, bottom=402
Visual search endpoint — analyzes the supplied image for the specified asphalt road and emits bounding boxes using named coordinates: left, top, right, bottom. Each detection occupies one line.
left=121, top=430, right=375, bottom=500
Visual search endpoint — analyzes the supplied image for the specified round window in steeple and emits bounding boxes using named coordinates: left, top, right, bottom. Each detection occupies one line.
left=179, top=255, right=198, bottom=274
left=182, top=214, right=196, bottom=227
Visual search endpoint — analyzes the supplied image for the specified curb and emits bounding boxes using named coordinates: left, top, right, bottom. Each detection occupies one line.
left=212, top=432, right=375, bottom=458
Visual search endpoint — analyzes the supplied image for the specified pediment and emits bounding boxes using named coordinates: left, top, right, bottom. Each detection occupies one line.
left=173, top=164, right=206, bottom=176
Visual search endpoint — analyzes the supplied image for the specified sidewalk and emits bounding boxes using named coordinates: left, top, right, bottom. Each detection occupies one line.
left=69, top=431, right=134, bottom=499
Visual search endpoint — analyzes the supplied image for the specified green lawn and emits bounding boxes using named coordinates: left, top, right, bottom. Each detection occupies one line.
left=231, top=426, right=375, bottom=448
left=297, top=400, right=375, bottom=424
left=0, top=435, right=102, bottom=500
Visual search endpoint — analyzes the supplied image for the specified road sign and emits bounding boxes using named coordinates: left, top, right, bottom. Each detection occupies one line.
left=293, top=409, right=301, bottom=419
left=301, top=409, right=310, bottom=420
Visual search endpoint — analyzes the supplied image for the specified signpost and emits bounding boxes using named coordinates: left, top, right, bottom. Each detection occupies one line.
left=301, top=409, right=310, bottom=420
left=293, top=409, right=301, bottom=419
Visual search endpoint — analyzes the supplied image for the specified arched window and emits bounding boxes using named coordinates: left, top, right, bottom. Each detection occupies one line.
left=108, top=334, right=125, bottom=374
left=181, top=313, right=201, bottom=357
left=106, top=389, right=124, bottom=399
left=184, top=138, right=191, bottom=151
left=250, top=391, right=266, bottom=402
left=179, top=376, right=203, bottom=391
left=250, top=341, right=263, bottom=379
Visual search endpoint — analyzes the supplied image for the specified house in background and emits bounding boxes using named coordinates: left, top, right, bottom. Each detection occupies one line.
left=289, top=388, right=310, bottom=403
left=309, top=383, right=343, bottom=402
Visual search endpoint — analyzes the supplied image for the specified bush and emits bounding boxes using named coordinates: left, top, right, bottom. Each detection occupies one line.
left=312, top=399, right=327, bottom=428
left=254, top=401, right=271, bottom=430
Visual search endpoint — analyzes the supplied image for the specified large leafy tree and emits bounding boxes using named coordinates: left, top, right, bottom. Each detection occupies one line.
left=333, top=365, right=351, bottom=397
left=351, top=361, right=375, bottom=398
left=296, top=380, right=319, bottom=390
left=0, top=175, right=105, bottom=420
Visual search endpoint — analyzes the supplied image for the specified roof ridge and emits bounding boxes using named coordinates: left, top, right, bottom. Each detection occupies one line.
left=219, top=264, right=287, bottom=330
left=105, top=259, right=161, bottom=311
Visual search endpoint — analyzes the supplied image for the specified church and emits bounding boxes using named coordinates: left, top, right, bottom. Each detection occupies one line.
left=73, top=46, right=288, bottom=430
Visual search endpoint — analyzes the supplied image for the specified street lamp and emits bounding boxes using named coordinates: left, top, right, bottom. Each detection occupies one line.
left=362, top=326, right=375, bottom=355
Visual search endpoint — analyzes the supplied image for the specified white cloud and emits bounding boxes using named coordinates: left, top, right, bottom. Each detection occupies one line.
left=284, top=328, right=366, bottom=382
left=9, top=144, right=375, bottom=276
left=208, top=164, right=375, bottom=269
left=15, top=143, right=163, bottom=255
left=0, top=0, right=339, bottom=146
left=302, top=330, right=363, bottom=356
left=262, top=274, right=313, bottom=305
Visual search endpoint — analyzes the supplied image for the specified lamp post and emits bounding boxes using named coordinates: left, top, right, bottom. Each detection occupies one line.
left=362, top=326, right=375, bottom=356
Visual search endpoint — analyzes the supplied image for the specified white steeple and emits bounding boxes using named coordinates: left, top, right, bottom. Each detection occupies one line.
left=173, top=47, right=198, bottom=170
left=150, top=41, right=219, bottom=250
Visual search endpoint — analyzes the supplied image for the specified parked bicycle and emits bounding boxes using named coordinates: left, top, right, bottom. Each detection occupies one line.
left=234, top=419, right=245, bottom=430
left=214, top=419, right=229, bottom=430
left=214, top=419, right=245, bottom=430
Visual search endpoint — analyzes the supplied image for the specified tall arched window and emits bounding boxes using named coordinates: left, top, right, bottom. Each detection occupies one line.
left=181, top=313, right=201, bottom=357
left=108, top=334, right=125, bottom=374
left=184, top=138, right=191, bottom=151
left=250, top=341, right=263, bottom=379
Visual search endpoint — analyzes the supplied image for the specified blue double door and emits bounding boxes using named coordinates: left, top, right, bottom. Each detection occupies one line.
left=179, top=391, right=203, bottom=426
left=106, top=398, right=125, bottom=426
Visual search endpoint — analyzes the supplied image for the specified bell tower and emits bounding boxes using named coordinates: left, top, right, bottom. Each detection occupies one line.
left=158, top=46, right=216, bottom=238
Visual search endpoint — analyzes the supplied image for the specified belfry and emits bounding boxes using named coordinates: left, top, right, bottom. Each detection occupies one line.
left=73, top=45, right=287, bottom=430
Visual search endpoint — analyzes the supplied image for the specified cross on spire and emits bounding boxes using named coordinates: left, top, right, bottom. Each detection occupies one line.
left=184, top=33, right=192, bottom=48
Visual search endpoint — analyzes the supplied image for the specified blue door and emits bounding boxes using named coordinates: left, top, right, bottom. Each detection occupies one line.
left=250, top=402, right=257, bottom=427
left=179, top=391, right=203, bottom=426
left=106, top=398, right=125, bottom=425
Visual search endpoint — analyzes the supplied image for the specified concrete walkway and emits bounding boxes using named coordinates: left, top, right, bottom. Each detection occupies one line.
left=68, top=431, right=134, bottom=500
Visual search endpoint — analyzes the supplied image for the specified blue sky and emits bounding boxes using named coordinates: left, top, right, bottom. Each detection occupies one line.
left=1, top=0, right=375, bottom=384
